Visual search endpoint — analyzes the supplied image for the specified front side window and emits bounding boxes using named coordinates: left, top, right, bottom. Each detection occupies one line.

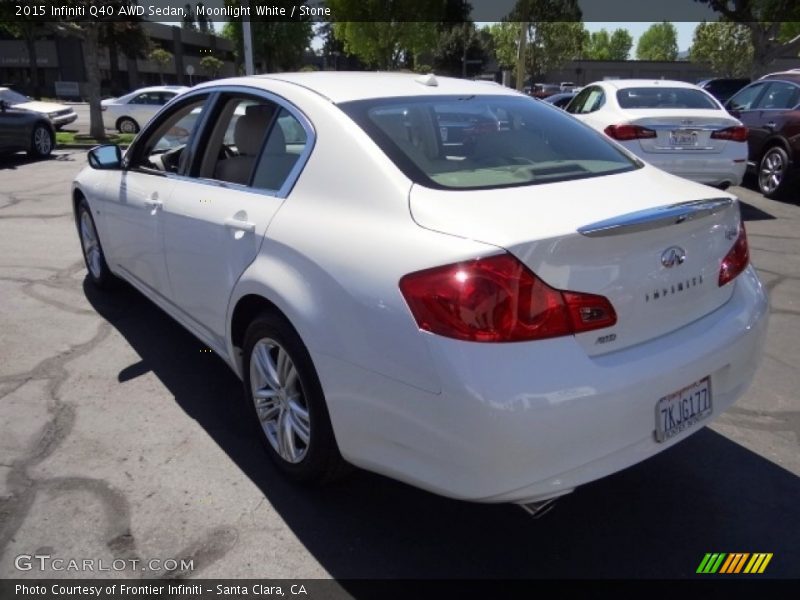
left=130, top=92, right=163, bottom=105
left=616, top=87, right=719, bottom=109
left=341, top=95, right=639, bottom=190
left=128, top=97, right=208, bottom=173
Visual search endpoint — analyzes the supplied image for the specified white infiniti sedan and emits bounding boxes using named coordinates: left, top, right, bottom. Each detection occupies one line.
left=73, top=73, right=767, bottom=508
left=565, top=79, right=748, bottom=189
left=101, top=85, right=189, bottom=133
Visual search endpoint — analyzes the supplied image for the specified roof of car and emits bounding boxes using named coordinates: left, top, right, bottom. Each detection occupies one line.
left=194, top=72, right=525, bottom=103
left=759, top=71, right=800, bottom=82
left=594, top=79, right=702, bottom=90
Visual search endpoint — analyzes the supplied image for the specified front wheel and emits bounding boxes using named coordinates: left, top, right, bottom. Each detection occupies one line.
left=28, top=123, right=53, bottom=158
left=243, top=313, right=346, bottom=483
left=77, top=198, right=116, bottom=288
left=758, top=146, right=790, bottom=198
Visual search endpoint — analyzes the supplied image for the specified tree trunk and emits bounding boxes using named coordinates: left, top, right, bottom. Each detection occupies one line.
left=108, top=38, right=121, bottom=96
left=25, top=32, right=40, bottom=98
left=83, top=25, right=106, bottom=140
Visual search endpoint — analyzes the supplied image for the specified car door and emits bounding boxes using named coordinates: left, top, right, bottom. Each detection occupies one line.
left=725, top=82, right=769, bottom=160
left=565, top=85, right=607, bottom=129
left=746, top=81, right=800, bottom=155
left=101, top=93, right=212, bottom=299
left=161, top=90, right=313, bottom=350
left=129, top=91, right=163, bottom=127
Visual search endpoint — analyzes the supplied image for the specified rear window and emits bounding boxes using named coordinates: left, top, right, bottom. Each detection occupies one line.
left=339, top=95, right=639, bottom=190
left=617, top=87, right=719, bottom=109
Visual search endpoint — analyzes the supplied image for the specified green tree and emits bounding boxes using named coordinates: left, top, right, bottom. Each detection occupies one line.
left=200, top=55, right=225, bottom=78
left=149, top=47, right=174, bottom=84
left=196, top=3, right=212, bottom=34
left=608, top=29, right=633, bottom=61
left=488, top=21, right=584, bottom=83
left=585, top=29, right=612, bottom=60
left=432, top=23, right=490, bottom=78
left=697, top=1, right=800, bottom=75
left=689, top=21, right=754, bottom=77
left=182, top=4, right=197, bottom=31
left=636, top=22, right=679, bottom=61
left=222, top=1, right=313, bottom=73
left=327, top=0, right=442, bottom=70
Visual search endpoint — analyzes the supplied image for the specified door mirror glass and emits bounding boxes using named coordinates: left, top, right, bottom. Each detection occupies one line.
left=88, top=144, right=123, bottom=170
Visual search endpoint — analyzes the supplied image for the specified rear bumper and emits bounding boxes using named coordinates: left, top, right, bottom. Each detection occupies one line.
left=643, top=155, right=747, bottom=186
left=319, top=266, right=768, bottom=503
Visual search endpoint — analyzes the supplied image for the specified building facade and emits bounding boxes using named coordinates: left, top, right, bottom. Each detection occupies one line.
left=0, top=22, right=236, bottom=99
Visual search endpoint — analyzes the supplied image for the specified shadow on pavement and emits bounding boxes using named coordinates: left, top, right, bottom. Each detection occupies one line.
left=0, top=152, right=76, bottom=170
left=739, top=200, right=776, bottom=222
left=84, top=279, right=800, bottom=579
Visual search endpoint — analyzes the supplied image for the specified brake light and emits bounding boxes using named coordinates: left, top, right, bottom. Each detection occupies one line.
left=604, top=124, right=657, bottom=141
left=718, top=224, right=749, bottom=286
left=399, top=254, right=617, bottom=342
left=710, top=126, right=748, bottom=142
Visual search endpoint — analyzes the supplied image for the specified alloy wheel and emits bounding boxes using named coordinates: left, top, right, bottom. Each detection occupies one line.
left=80, top=210, right=103, bottom=279
left=34, top=126, right=52, bottom=155
left=249, top=338, right=311, bottom=464
left=759, top=149, right=785, bottom=195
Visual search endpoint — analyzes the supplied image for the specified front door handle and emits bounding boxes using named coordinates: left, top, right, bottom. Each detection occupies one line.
left=765, top=121, right=777, bottom=129
left=144, top=199, right=163, bottom=212
left=224, top=217, right=256, bottom=233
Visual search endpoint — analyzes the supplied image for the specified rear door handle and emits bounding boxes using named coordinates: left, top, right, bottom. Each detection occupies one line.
left=224, top=217, right=256, bottom=233
left=766, top=121, right=777, bottom=128
left=144, top=199, right=163, bottom=211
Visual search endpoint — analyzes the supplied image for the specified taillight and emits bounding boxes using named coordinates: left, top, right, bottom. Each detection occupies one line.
left=710, top=126, right=748, bottom=142
left=604, top=124, right=657, bottom=141
left=718, top=224, right=749, bottom=286
left=399, top=254, right=617, bottom=343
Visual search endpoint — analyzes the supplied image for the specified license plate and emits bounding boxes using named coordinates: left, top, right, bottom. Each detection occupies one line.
left=669, top=130, right=698, bottom=147
left=654, top=377, right=712, bottom=442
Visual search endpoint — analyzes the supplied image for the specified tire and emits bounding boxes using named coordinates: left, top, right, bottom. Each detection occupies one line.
left=117, top=117, right=139, bottom=134
left=757, top=145, right=791, bottom=198
left=243, top=312, right=347, bottom=484
left=76, top=198, right=117, bottom=289
left=28, top=123, right=53, bottom=158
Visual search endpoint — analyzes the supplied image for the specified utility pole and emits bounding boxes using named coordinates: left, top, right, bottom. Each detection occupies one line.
left=242, top=0, right=255, bottom=75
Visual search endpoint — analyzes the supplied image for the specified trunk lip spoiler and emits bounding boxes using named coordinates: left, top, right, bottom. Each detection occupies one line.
left=578, top=198, right=735, bottom=238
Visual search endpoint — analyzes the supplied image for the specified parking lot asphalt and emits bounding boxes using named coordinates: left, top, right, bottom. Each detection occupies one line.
left=0, top=151, right=798, bottom=580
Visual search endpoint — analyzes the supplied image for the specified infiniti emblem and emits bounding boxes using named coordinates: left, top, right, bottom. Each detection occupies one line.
left=661, top=246, right=686, bottom=268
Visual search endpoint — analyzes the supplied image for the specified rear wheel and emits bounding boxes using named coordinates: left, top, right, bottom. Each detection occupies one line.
left=243, top=313, right=346, bottom=483
left=758, top=146, right=790, bottom=198
left=117, top=117, right=139, bottom=134
left=28, top=123, right=53, bottom=158
left=77, top=198, right=116, bottom=289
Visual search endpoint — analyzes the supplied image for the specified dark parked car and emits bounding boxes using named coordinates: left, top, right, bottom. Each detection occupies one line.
left=543, top=92, right=577, bottom=109
left=698, top=78, right=750, bottom=104
left=724, top=72, right=800, bottom=197
left=532, top=83, right=561, bottom=99
left=0, top=99, right=55, bottom=158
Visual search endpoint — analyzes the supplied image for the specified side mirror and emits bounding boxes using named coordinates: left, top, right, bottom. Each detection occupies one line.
left=87, top=144, right=123, bottom=170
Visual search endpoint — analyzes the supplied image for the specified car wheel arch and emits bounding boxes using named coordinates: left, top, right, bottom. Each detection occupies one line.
left=760, top=136, right=793, bottom=164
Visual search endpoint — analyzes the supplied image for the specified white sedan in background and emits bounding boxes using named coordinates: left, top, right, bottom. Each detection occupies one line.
left=566, top=80, right=748, bottom=188
left=101, top=85, right=188, bottom=133
left=73, top=73, right=767, bottom=509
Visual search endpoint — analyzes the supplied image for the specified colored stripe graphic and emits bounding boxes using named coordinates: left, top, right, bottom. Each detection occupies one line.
left=700, top=553, right=773, bottom=575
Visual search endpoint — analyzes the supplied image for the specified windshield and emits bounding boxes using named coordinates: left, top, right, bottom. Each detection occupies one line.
left=0, top=89, right=30, bottom=105
left=340, top=95, right=639, bottom=190
left=616, top=87, right=719, bottom=109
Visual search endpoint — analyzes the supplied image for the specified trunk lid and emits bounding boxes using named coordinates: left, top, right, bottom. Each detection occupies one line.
left=623, top=109, right=742, bottom=155
left=409, top=166, right=742, bottom=356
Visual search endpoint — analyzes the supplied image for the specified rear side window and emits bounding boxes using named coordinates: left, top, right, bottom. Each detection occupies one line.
left=617, top=88, right=719, bottom=109
left=727, top=82, right=767, bottom=111
left=755, top=82, right=800, bottom=109
left=340, top=95, right=638, bottom=190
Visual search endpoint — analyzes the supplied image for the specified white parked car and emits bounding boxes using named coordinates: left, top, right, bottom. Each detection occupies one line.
left=0, top=87, right=77, bottom=129
left=73, top=73, right=767, bottom=508
left=101, top=85, right=188, bottom=133
left=565, top=79, right=748, bottom=188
